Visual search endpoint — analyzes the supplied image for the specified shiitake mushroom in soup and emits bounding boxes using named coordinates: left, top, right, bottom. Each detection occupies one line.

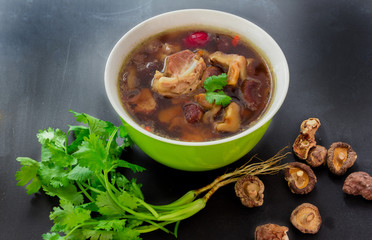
left=117, top=27, right=273, bottom=142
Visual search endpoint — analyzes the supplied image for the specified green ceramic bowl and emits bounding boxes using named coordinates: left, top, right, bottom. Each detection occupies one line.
left=105, top=9, right=289, bottom=171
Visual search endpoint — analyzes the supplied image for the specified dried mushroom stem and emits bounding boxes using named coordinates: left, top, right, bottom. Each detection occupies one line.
left=196, top=147, right=290, bottom=201
left=295, top=170, right=305, bottom=185
left=302, top=212, right=315, bottom=223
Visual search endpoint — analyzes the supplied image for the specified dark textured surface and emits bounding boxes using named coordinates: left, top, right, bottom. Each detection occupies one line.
left=1, top=1, right=372, bottom=239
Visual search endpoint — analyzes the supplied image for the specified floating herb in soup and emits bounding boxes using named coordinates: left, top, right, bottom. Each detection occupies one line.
left=118, top=27, right=272, bottom=142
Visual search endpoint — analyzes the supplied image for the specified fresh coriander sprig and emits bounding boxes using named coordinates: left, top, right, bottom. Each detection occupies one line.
left=203, top=73, right=232, bottom=107
left=16, top=111, right=289, bottom=240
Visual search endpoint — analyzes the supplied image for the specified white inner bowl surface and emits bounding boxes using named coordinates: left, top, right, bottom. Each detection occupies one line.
left=105, top=9, right=289, bottom=146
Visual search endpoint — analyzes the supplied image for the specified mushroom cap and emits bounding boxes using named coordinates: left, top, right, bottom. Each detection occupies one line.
left=215, top=102, right=241, bottom=132
left=235, top=175, right=264, bottom=207
left=284, top=162, right=317, bottom=194
left=343, top=171, right=372, bottom=200
left=327, top=142, right=357, bottom=175
left=292, top=134, right=316, bottom=160
left=300, top=118, right=321, bottom=137
left=255, top=223, right=289, bottom=240
left=306, top=145, right=327, bottom=167
left=290, top=203, right=322, bottom=234
left=362, top=187, right=372, bottom=200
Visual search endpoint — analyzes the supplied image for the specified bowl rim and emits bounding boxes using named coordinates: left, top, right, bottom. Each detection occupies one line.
left=105, top=9, right=289, bottom=147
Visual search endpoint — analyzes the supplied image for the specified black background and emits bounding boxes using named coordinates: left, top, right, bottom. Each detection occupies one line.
left=1, top=1, right=372, bottom=239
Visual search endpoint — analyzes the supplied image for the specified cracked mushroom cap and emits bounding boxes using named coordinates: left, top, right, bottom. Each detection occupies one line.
left=234, top=175, right=264, bottom=207
left=300, top=118, right=321, bottom=137
left=284, top=162, right=317, bottom=194
left=292, top=134, right=316, bottom=160
left=255, top=223, right=289, bottom=240
left=343, top=171, right=372, bottom=200
left=327, top=142, right=357, bottom=175
left=306, top=145, right=327, bottom=167
left=290, top=203, right=322, bottom=234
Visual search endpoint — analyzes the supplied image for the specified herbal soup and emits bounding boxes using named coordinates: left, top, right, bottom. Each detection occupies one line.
left=118, top=28, right=272, bottom=142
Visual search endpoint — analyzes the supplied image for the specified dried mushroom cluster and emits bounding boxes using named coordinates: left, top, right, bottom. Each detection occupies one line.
left=241, top=117, right=368, bottom=239
left=292, top=118, right=357, bottom=175
left=292, top=118, right=320, bottom=160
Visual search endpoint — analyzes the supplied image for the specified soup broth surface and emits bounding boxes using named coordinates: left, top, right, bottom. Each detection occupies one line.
left=118, top=27, right=272, bottom=142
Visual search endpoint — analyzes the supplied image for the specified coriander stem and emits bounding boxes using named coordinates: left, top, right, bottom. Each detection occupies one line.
left=103, top=170, right=155, bottom=221
left=135, top=221, right=174, bottom=234
left=80, top=181, right=103, bottom=194
left=157, top=199, right=206, bottom=221
left=149, top=190, right=197, bottom=211
left=202, top=178, right=239, bottom=202
left=140, top=220, right=172, bottom=234
left=106, top=179, right=121, bottom=195
left=96, top=173, right=106, bottom=188
left=63, top=221, right=97, bottom=239
left=106, top=128, right=119, bottom=153
left=136, top=197, right=159, bottom=218
left=76, top=182, right=95, bottom=202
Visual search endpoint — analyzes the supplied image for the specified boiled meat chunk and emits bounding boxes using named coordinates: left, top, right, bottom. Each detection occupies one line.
left=152, top=50, right=206, bottom=97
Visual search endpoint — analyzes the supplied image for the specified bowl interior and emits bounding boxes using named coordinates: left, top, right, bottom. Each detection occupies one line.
left=105, top=9, right=289, bottom=146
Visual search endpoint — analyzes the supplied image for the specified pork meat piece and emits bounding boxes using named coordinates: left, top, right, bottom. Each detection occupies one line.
left=152, top=50, right=206, bottom=97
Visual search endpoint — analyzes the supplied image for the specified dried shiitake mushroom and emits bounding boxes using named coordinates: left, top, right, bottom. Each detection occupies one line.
left=343, top=171, right=372, bottom=200
left=292, top=134, right=316, bottom=160
left=290, top=203, right=322, bottom=234
left=255, top=223, right=289, bottom=240
left=284, top=162, right=317, bottom=194
left=306, top=145, right=327, bottom=167
left=327, top=142, right=357, bottom=175
left=293, top=118, right=321, bottom=160
left=300, top=118, right=321, bottom=137
left=235, top=175, right=264, bottom=207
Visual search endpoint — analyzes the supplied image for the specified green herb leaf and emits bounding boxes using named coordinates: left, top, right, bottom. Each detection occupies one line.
left=82, top=229, right=113, bottom=240
left=15, top=157, right=42, bottom=194
left=115, top=160, right=146, bottom=173
left=115, top=228, right=141, bottom=240
left=205, top=91, right=232, bottom=107
left=42, top=232, right=63, bottom=240
left=37, top=128, right=66, bottom=149
left=67, top=125, right=89, bottom=154
left=43, top=184, right=84, bottom=205
left=96, top=192, right=123, bottom=216
left=117, top=191, right=138, bottom=210
left=70, top=110, right=116, bottom=140
left=203, top=73, right=228, bottom=92
left=50, top=200, right=91, bottom=230
left=95, top=219, right=127, bottom=232
left=119, top=125, right=133, bottom=148
left=203, top=73, right=231, bottom=106
left=67, top=165, right=93, bottom=181
left=39, top=164, right=70, bottom=188
left=73, top=133, right=108, bottom=172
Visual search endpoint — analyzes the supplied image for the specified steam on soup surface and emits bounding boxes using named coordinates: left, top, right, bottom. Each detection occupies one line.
left=118, top=27, right=272, bottom=142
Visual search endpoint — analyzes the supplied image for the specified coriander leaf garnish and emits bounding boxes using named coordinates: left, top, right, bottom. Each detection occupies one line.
left=203, top=73, right=232, bottom=107
left=205, top=91, right=232, bottom=107
left=203, top=73, right=227, bottom=92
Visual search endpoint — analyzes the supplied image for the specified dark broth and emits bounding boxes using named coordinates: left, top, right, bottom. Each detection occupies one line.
left=118, top=27, right=272, bottom=142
